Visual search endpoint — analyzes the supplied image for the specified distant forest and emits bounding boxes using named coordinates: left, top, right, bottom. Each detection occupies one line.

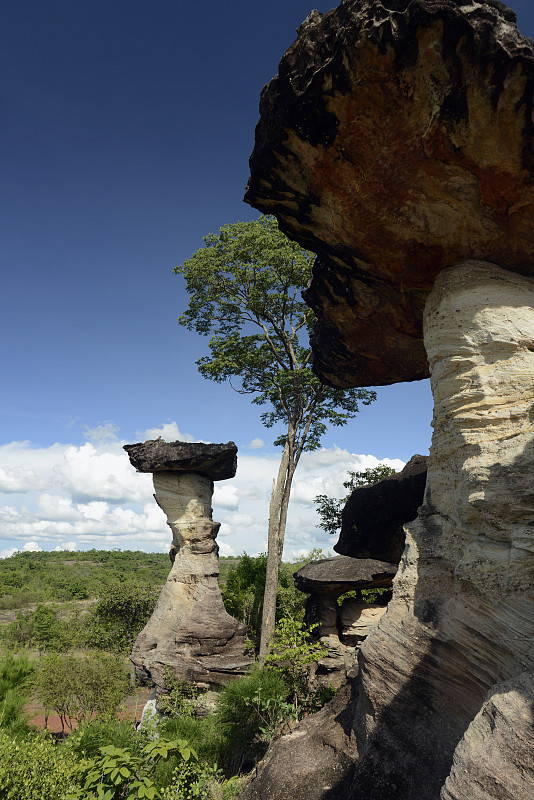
left=0, top=550, right=241, bottom=610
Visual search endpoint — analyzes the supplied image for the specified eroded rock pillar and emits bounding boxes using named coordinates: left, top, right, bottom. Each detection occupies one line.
left=354, top=261, right=534, bottom=799
left=124, top=439, right=253, bottom=688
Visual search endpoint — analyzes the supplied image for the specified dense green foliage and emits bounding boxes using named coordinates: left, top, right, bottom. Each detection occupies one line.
left=0, top=654, right=35, bottom=735
left=175, top=215, right=375, bottom=451
left=32, top=651, right=130, bottom=732
left=0, top=550, right=170, bottom=609
left=315, top=464, right=397, bottom=536
left=221, top=550, right=328, bottom=648
left=0, top=549, right=338, bottom=798
left=0, top=731, right=83, bottom=799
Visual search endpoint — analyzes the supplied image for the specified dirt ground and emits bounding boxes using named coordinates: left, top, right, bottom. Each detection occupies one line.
left=25, top=686, right=154, bottom=734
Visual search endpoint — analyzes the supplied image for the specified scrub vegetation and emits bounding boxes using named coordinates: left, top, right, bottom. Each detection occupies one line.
left=0, top=549, right=340, bottom=798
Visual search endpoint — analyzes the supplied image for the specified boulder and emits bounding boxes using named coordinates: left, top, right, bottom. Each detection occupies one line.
left=123, top=439, right=237, bottom=481
left=243, top=1, right=534, bottom=798
left=441, top=672, right=534, bottom=800
left=339, top=600, right=388, bottom=646
left=336, top=455, right=427, bottom=563
left=238, top=678, right=359, bottom=800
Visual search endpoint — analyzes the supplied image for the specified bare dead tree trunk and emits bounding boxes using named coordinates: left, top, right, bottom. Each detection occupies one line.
left=259, top=441, right=291, bottom=664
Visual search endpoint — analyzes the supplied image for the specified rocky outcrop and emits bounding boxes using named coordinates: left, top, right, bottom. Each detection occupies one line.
left=239, top=678, right=360, bottom=800
left=294, top=555, right=396, bottom=596
left=246, top=0, right=534, bottom=388
left=336, top=455, right=427, bottom=563
left=294, top=556, right=395, bottom=686
left=124, top=440, right=252, bottom=688
left=243, top=1, right=534, bottom=798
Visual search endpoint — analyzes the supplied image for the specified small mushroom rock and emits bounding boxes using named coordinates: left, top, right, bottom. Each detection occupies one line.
left=123, top=440, right=252, bottom=688
left=294, top=555, right=397, bottom=596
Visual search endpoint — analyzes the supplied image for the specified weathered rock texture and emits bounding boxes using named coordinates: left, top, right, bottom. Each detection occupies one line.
left=336, top=455, right=427, bottom=563
left=239, top=678, right=360, bottom=800
left=294, top=555, right=397, bottom=596
left=294, top=556, right=395, bottom=686
left=123, top=439, right=237, bottom=481
left=243, top=2, right=534, bottom=798
left=124, top=441, right=251, bottom=688
left=246, top=0, right=534, bottom=388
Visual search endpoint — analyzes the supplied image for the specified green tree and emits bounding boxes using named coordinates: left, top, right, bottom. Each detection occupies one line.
left=175, top=215, right=376, bottom=662
left=33, top=651, right=130, bottom=732
left=33, top=604, right=59, bottom=654
left=90, top=583, right=159, bottom=651
left=315, top=464, right=397, bottom=536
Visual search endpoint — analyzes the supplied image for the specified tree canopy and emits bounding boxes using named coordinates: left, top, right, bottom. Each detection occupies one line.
left=175, top=215, right=377, bottom=660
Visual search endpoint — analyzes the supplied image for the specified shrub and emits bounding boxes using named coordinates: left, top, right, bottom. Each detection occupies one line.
left=0, top=730, right=83, bottom=799
left=158, top=667, right=199, bottom=719
left=33, top=650, right=130, bottom=732
left=215, top=666, right=288, bottom=773
left=264, top=617, right=328, bottom=714
left=0, top=654, right=35, bottom=734
left=65, top=718, right=142, bottom=760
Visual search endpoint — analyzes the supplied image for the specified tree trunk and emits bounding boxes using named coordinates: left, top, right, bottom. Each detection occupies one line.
left=259, top=441, right=294, bottom=664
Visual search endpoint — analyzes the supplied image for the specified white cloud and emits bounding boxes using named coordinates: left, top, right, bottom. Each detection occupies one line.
left=0, top=548, right=20, bottom=559
left=54, top=542, right=77, bottom=552
left=248, top=438, right=264, bottom=450
left=83, top=421, right=119, bottom=443
left=140, top=422, right=197, bottom=443
left=213, top=484, right=239, bottom=510
left=218, top=541, right=236, bottom=557
left=23, top=541, right=42, bottom=552
left=0, top=428, right=407, bottom=559
left=0, top=465, right=49, bottom=493
left=53, top=443, right=152, bottom=504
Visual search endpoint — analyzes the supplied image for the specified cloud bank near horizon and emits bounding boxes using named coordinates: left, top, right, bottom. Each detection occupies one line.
left=0, top=421, right=405, bottom=560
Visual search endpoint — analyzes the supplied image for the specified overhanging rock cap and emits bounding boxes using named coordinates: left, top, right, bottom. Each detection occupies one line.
left=245, top=0, right=534, bottom=388
left=294, top=555, right=397, bottom=595
left=123, top=439, right=237, bottom=481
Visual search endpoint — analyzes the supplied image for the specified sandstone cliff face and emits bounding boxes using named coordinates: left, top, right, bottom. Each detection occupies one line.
left=242, top=1, right=534, bottom=798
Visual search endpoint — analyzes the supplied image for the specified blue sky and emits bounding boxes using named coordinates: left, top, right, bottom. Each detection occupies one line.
left=1, top=0, right=532, bottom=559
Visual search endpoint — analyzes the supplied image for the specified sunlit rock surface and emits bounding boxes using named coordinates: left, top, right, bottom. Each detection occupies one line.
left=124, top=441, right=251, bottom=687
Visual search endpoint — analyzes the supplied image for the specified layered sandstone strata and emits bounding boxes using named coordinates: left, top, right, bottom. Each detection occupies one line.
left=124, top=440, right=252, bottom=687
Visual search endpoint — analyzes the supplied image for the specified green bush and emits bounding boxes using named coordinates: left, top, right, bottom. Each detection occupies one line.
left=65, top=718, right=142, bottom=760
left=0, top=730, right=83, bottom=799
left=158, top=715, right=226, bottom=781
left=32, top=650, right=130, bottom=732
left=0, top=654, right=35, bottom=734
left=216, top=666, right=288, bottom=773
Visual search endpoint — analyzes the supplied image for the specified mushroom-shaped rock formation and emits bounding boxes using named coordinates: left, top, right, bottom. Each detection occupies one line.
left=337, top=454, right=427, bottom=563
left=294, top=556, right=395, bottom=685
left=294, top=555, right=396, bottom=595
left=123, top=440, right=252, bottom=688
left=242, top=2, right=534, bottom=799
